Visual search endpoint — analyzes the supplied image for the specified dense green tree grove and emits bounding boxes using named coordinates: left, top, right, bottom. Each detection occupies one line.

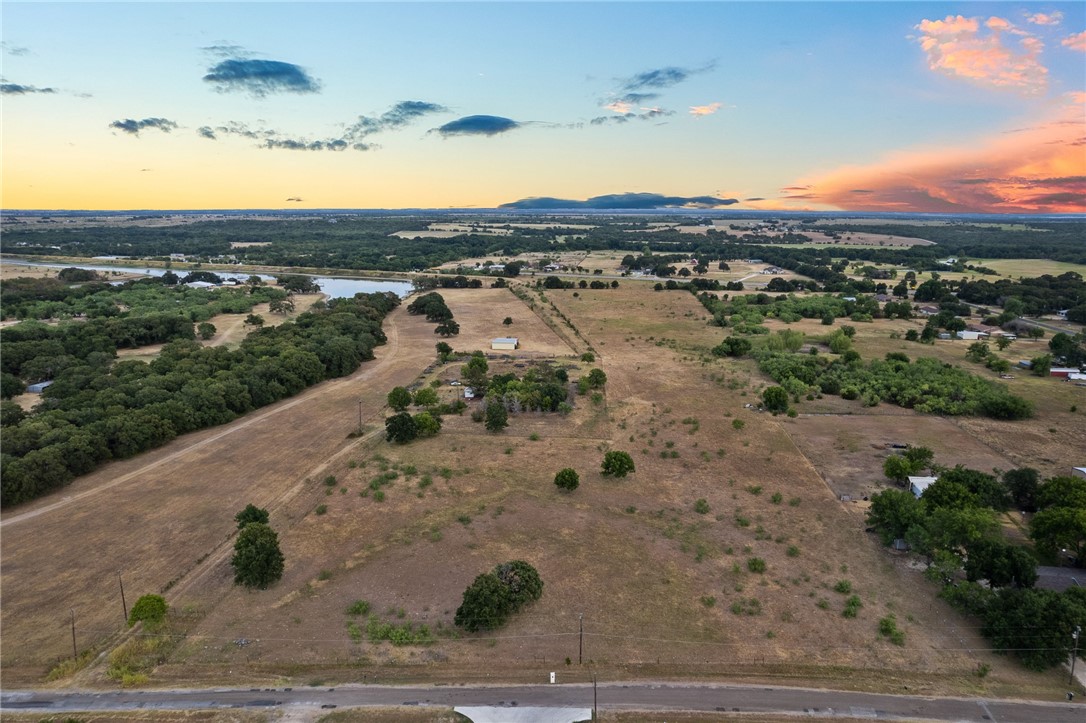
left=756, top=352, right=1032, bottom=419
left=868, top=465, right=1086, bottom=670
left=1, top=275, right=284, bottom=322
left=0, top=292, right=398, bottom=506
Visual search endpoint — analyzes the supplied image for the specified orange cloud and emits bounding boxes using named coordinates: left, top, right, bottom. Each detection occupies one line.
left=775, top=93, right=1086, bottom=214
left=689, top=102, right=722, bottom=116
left=915, top=14, right=1048, bottom=93
left=604, top=100, right=632, bottom=114
left=1063, top=31, right=1086, bottom=52
left=1027, top=11, right=1063, bottom=26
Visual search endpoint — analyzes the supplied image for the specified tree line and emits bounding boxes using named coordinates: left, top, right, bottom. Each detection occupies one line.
left=0, top=292, right=399, bottom=506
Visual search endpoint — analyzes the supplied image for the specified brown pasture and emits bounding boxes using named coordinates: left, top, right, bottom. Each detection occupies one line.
left=0, top=285, right=1072, bottom=700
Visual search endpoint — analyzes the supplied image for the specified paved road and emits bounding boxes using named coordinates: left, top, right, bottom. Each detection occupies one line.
left=2, top=682, right=1081, bottom=721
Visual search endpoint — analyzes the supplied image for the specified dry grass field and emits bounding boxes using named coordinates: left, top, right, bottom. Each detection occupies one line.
left=0, top=282, right=1077, bottom=702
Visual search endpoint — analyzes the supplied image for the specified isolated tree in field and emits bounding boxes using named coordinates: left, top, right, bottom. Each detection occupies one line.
left=503, top=317, right=513, bottom=325
left=385, top=411, right=419, bottom=444
left=435, top=318, right=460, bottom=337
left=454, top=572, right=510, bottom=632
left=197, top=322, right=216, bottom=340
left=493, top=560, right=544, bottom=607
left=455, top=560, right=544, bottom=632
left=413, top=387, right=439, bottom=407
left=554, top=468, right=579, bottom=492
left=995, top=336, right=1013, bottom=351
left=435, top=341, right=453, bottom=363
left=387, top=386, right=412, bottom=411
left=761, top=386, right=789, bottom=413
left=234, top=503, right=270, bottom=529
left=601, top=450, right=635, bottom=478
left=232, top=522, right=285, bottom=589
left=244, top=313, right=264, bottom=327
left=128, top=594, right=168, bottom=628
left=1029, top=354, right=1051, bottom=377
left=484, top=401, right=508, bottom=432
left=586, top=368, right=607, bottom=388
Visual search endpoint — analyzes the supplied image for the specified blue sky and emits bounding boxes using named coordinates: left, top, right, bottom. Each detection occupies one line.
left=2, top=2, right=1083, bottom=211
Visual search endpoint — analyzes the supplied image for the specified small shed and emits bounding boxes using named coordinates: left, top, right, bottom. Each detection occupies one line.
left=27, top=380, right=54, bottom=394
left=908, top=476, right=938, bottom=498
left=491, top=337, right=519, bottom=351
left=956, top=330, right=986, bottom=341
left=1050, top=367, right=1082, bottom=379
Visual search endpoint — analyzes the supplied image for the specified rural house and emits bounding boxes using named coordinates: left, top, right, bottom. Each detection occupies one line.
left=491, top=337, right=519, bottom=351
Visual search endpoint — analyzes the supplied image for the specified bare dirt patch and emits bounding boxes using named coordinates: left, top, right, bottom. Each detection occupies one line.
left=435, top=287, right=578, bottom=357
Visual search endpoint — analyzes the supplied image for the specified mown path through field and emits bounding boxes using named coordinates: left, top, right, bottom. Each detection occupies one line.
left=0, top=304, right=436, bottom=674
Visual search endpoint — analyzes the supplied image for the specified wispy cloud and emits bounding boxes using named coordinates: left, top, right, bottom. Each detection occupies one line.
left=914, top=15, right=1048, bottom=94
left=1, top=82, right=57, bottom=95
left=689, top=102, right=723, bottom=116
left=345, top=100, right=449, bottom=140
left=620, top=64, right=713, bottom=92
left=771, top=92, right=1085, bottom=213
left=1063, top=31, right=1086, bottom=52
left=286, top=197, right=303, bottom=202
left=109, top=117, right=178, bottom=136
left=1026, top=11, right=1063, bottom=26
left=203, top=58, right=321, bottom=97
left=197, top=121, right=371, bottom=151
left=1, top=42, right=30, bottom=56
left=432, top=115, right=522, bottom=137
left=201, top=44, right=252, bottom=59
left=197, top=100, right=445, bottom=151
left=595, top=62, right=713, bottom=123
left=501, top=192, right=737, bottom=210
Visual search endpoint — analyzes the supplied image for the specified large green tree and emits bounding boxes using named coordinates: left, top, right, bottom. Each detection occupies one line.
left=866, top=489, right=925, bottom=545
left=387, top=386, right=412, bottom=411
left=484, top=401, right=508, bottom=432
left=231, top=522, right=285, bottom=589
left=1030, top=507, right=1086, bottom=566
left=385, top=412, right=419, bottom=444
left=454, top=573, right=511, bottom=632
left=601, top=450, right=635, bottom=478
left=234, top=503, right=270, bottom=529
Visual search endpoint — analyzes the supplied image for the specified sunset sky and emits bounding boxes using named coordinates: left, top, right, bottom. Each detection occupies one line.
left=2, top=2, right=1084, bottom=213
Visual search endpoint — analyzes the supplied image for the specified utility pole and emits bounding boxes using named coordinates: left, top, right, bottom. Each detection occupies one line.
left=70, top=609, right=77, bottom=658
left=593, top=674, right=598, bottom=721
left=119, top=573, right=128, bottom=623
left=358, top=399, right=363, bottom=435
left=1071, top=625, right=1082, bottom=686
left=579, top=613, right=583, bottom=665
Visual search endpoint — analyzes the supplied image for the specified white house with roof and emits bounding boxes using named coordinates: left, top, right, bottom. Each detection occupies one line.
left=908, top=476, right=938, bottom=498
left=491, top=337, right=518, bottom=351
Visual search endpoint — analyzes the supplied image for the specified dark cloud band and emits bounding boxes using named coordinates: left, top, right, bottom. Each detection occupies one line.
left=2, top=83, right=57, bottom=95
left=501, top=192, right=738, bottom=209
left=109, top=117, right=178, bottom=135
left=433, top=115, right=521, bottom=137
left=203, top=58, right=321, bottom=96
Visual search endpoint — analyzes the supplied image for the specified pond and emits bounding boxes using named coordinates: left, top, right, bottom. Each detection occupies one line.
left=2, top=260, right=414, bottom=299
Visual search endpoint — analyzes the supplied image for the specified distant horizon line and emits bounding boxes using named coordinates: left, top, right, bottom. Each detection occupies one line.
left=4, top=208, right=1085, bottom=220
